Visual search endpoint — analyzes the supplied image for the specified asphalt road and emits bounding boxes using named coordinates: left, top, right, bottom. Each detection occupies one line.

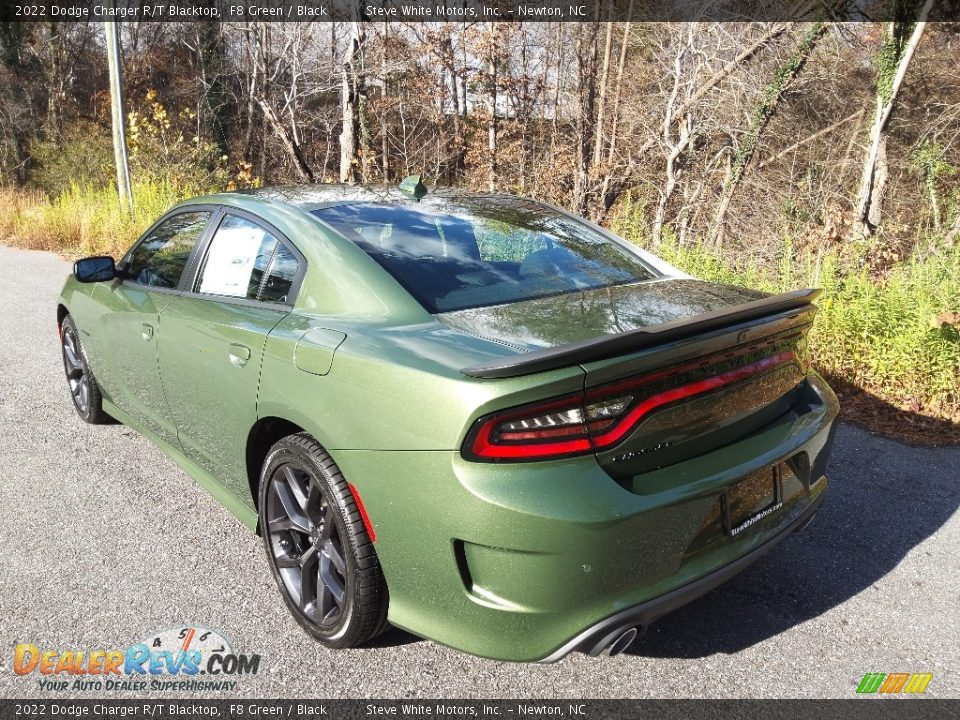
left=0, top=243, right=958, bottom=699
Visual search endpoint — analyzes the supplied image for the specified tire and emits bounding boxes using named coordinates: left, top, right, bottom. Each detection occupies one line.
left=258, top=433, right=389, bottom=648
left=60, top=315, right=111, bottom=424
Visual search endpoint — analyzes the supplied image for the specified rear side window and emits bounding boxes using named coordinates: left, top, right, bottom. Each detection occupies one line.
left=127, top=211, right=210, bottom=288
left=259, top=244, right=298, bottom=304
left=312, top=198, right=656, bottom=313
left=195, top=213, right=299, bottom=305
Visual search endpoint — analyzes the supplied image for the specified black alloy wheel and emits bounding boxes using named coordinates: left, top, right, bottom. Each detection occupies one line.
left=60, top=315, right=109, bottom=424
left=259, top=433, right=389, bottom=647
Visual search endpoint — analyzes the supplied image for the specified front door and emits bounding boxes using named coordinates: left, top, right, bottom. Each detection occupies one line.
left=157, top=212, right=301, bottom=498
left=96, top=210, right=212, bottom=445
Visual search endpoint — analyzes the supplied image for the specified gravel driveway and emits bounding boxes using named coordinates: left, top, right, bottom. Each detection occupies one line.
left=1, top=244, right=957, bottom=698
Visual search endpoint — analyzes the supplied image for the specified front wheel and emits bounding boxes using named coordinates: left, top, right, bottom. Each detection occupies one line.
left=60, top=315, right=110, bottom=424
left=259, top=433, right=389, bottom=648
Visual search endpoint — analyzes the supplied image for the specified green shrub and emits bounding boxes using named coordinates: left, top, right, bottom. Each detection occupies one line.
left=27, top=122, right=114, bottom=196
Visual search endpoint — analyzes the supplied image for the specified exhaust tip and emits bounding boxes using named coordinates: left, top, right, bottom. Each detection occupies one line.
left=601, top=627, right=639, bottom=657
left=794, top=511, right=818, bottom=534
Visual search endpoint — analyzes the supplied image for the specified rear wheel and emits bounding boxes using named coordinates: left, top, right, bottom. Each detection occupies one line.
left=60, top=315, right=110, bottom=424
left=258, top=433, right=389, bottom=647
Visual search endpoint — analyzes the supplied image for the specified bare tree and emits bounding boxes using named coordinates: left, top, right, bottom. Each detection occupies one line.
left=340, top=20, right=366, bottom=183
left=856, top=0, right=934, bottom=235
left=709, top=23, right=826, bottom=248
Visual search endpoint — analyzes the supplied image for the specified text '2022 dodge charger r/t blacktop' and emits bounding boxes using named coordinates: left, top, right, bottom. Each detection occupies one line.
left=58, top=179, right=838, bottom=662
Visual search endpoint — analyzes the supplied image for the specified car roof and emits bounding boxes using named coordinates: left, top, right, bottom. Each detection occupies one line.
left=233, top=183, right=488, bottom=212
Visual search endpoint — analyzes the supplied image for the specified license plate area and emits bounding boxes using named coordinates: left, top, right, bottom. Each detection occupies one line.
left=723, top=465, right=784, bottom=536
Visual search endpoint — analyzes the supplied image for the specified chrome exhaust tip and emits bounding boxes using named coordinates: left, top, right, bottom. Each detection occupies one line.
left=600, top=627, right=639, bottom=657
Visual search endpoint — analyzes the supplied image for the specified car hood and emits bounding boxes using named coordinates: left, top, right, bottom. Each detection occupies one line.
left=435, top=279, right=768, bottom=352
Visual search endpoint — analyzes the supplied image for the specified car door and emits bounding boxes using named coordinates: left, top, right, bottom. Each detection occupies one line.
left=94, top=209, right=213, bottom=446
left=157, top=211, right=304, bottom=498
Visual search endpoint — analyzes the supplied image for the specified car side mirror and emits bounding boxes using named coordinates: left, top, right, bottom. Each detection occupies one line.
left=74, top=256, right=117, bottom=283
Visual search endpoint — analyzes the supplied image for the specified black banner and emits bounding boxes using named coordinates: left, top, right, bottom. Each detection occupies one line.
left=3, top=0, right=960, bottom=23
left=2, top=700, right=957, bottom=720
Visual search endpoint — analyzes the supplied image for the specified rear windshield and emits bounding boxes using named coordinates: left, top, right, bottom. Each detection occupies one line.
left=311, top=197, right=657, bottom=313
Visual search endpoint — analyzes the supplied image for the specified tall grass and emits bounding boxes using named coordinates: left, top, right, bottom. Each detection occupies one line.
left=613, top=202, right=960, bottom=423
left=0, top=182, right=186, bottom=259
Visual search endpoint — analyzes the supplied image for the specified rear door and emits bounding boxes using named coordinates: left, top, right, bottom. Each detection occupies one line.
left=157, top=210, right=304, bottom=497
left=95, top=209, right=213, bottom=445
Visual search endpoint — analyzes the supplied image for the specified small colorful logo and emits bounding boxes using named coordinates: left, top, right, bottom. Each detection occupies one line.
left=13, top=625, right=260, bottom=692
left=856, top=672, right=933, bottom=695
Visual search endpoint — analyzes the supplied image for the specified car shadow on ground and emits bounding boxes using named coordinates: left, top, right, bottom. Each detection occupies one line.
left=626, top=411, right=960, bottom=659
left=365, top=626, right=421, bottom=649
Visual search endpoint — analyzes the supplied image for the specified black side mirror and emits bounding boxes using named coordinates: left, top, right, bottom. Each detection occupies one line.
left=74, top=256, right=117, bottom=283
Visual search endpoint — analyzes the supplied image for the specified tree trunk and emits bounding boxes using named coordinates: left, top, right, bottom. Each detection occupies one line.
left=444, top=35, right=464, bottom=177
left=195, top=21, right=230, bottom=158
left=550, top=23, right=563, bottom=152
left=856, top=0, right=932, bottom=235
left=605, top=14, right=631, bottom=167
left=242, top=22, right=259, bottom=162
left=757, top=109, right=864, bottom=170
left=592, top=21, right=614, bottom=168
left=340, top=21, right=366, bottom=184
left=572, top=21, right=599, bottom=215
left=596, top=10, right=632, bottom=223
left=652, top=32, right=693, bottom=248
left=486, top=24, right=498, bottom=192
left=105, top=20, right=132, bottom=211
left=380, top=22, right=390, bottom=181
left=258, top=97, right=313, bottom=182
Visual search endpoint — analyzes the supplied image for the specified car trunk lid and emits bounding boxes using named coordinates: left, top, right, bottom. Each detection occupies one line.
left=439, top=279, right=770, bottom=355
left=453, top=279, right=817, bottom=471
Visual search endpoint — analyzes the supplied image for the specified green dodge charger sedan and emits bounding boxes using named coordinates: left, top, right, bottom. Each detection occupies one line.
left=57, top=180, right=838, bottom=662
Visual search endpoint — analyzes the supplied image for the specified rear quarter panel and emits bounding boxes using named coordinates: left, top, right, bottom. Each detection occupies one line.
left=256, top=312, right=586, bottom=452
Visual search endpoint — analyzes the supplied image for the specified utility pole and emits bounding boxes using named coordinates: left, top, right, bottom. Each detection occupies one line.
left=105, top=20, right=133, bottom=212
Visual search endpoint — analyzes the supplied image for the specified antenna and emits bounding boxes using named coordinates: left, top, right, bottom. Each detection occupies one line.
left=398, top=175, right=428, bottom=200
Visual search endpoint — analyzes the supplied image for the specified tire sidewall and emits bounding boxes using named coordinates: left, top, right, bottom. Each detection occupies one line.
left=258, top=441, right=360, bottom=646
left=60, top=316, right=92, bottom=422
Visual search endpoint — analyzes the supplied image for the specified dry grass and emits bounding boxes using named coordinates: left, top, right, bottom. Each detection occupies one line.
left=0, top=183, right=185, bottom=259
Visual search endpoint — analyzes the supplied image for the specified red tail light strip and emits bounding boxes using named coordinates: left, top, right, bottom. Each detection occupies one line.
left=467, top=349, right=798, bottom=461
left=470, top=417, right=593, bottom=459
left=588, top=349, right=796, bottom=448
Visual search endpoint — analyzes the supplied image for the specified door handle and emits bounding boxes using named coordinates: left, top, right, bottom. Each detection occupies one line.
left=141, top=323, right=154, bottom=341
left=229, top=343, right=251, bottom=367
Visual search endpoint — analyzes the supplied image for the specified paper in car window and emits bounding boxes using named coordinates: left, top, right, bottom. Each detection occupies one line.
left=200, top=226, right=265, bottom=296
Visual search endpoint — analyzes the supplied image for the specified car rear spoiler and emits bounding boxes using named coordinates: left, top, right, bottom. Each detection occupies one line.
left=460, top=288, right=821, bottom=379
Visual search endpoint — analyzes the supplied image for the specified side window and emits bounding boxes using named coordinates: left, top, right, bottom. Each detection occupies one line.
left=259, top=244, right=298, bottom=304
left=127, top=211, right=210, bottom=288
left=196, top=215, right=279, bottom=299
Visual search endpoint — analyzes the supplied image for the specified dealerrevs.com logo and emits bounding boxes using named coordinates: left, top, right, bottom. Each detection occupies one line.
left=13, top=626, right=261, bottom=693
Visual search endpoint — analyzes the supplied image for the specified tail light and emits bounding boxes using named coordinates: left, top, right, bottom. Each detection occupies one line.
left=463, top=341, right=804, bottom=462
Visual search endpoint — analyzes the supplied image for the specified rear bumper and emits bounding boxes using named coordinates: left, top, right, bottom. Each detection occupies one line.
left=538, top=482, right=826, bottom=662
left=333, top=371, right=839, bottom=662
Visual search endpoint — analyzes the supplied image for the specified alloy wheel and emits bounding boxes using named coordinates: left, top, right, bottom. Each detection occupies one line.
left=265, top=463, right=348, bottom=626
left=62, top=326, right=89, bottom=415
